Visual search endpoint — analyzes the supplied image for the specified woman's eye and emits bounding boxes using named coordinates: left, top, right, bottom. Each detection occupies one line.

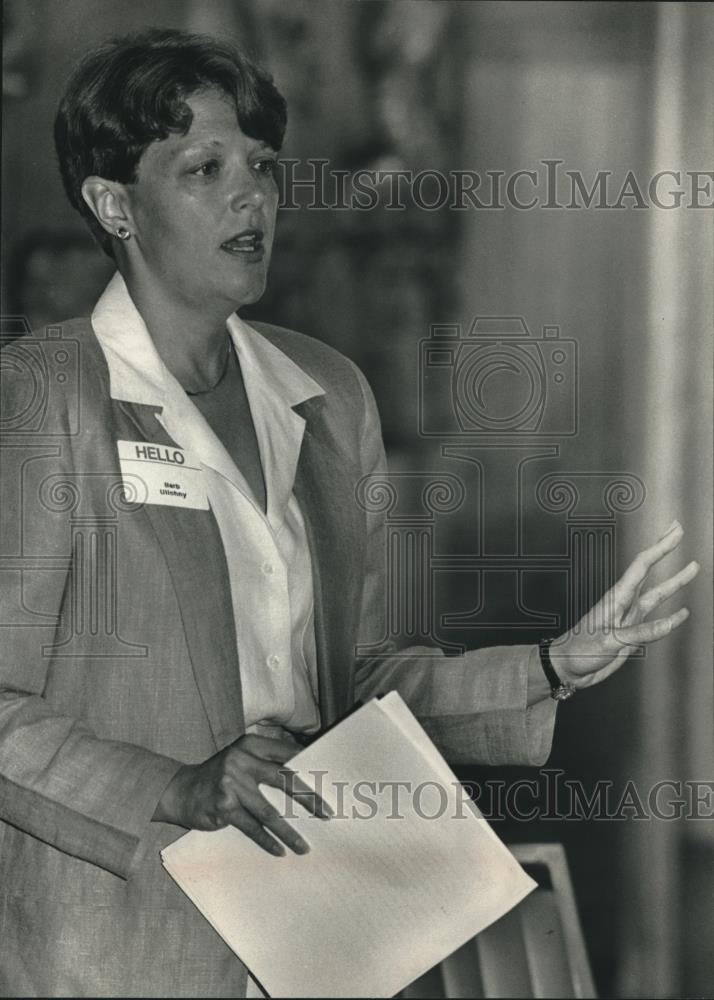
left=254, top=158, right=278, bottom=177
left=191, top=160, right=220, bottom=178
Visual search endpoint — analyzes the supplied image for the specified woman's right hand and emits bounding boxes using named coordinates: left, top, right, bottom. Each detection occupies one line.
left=153, top=734, right=331, bottom=856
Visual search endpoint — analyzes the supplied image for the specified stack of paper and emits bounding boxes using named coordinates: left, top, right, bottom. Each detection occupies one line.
left=161, top=693, right=535, bottom=997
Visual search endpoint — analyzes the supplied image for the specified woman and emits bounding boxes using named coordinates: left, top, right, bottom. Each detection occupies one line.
left=0, top=28, right=698, bottom=998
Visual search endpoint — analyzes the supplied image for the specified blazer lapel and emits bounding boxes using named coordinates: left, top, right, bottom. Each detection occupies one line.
left=114, top=393, right=365, bottom=739
left=114, top=399, right=245, bottom=752
left=293, top=402, right=365, bottom=728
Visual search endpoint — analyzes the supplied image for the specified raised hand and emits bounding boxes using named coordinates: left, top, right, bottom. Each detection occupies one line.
left=549, top=520, right=699, bottom=689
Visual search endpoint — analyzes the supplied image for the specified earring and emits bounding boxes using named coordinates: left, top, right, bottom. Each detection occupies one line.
left=115, top=226, right=131, bottom=241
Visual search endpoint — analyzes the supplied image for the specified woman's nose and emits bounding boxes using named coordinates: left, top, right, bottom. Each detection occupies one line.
left=230, top=167, right=265, bottom=211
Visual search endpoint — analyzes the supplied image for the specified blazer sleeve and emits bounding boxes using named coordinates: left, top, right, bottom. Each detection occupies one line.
left=348, top=361, right=557, bottom=766
left=0, top=355, right=182, bottom=880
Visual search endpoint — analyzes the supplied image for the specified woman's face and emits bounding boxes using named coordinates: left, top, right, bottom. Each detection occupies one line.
left=123, top=88, right=279, bottom=311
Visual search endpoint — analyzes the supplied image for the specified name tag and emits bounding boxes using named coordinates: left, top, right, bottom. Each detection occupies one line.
left=117, top=440, right=209, bottom=510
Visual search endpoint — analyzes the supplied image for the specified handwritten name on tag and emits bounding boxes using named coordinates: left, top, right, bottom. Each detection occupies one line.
left=117, top=440, right=209, bottom=510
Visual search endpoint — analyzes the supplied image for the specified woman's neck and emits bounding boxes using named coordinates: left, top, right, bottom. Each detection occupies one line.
left=121, top=269, right=236, bottom=391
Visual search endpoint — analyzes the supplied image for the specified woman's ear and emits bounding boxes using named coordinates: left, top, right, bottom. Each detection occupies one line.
left=81, top=178, right=133, bottom=240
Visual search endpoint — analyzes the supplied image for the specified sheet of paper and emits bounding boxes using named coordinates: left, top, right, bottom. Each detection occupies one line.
left=374, top=693, right=507, bottom=849
left=161, top=693, right=535, bottom=998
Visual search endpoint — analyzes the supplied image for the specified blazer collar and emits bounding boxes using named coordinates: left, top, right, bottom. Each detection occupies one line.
left=91, top=273, right=326, bottom=525
left=91, top=272, right=325, bottom=411
left=90, top=273, right=168, bottom=407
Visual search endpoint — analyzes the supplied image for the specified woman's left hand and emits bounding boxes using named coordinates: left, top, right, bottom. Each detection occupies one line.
left=549, top=520, right=699, bottom=690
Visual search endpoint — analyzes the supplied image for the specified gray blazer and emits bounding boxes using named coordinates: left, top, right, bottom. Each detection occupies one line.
left=0, top=317, right=555, bottom=997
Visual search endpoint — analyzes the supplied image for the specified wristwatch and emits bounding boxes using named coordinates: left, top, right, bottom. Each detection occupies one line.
left=538, top=637, right=577, bottom=701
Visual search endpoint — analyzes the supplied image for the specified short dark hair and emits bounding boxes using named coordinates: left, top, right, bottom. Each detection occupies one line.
left=54, top=28, right=287, bottom=255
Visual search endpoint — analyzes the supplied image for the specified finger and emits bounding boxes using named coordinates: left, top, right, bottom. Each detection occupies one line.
left=234, top=734, right=301, bottom=765
left=240, top=789, right=310, bottom=855
left=623, top=575, right=648, bottom=623
left=280, top=767, right=334, bottom=819
left=593, top=554, right=652, bottom=629
left=619, top=521, right=684, bottom=591
left=638, top=560, right=700, bottom=616
left=619, top=585, right=643, bottom=628
left=622, top=563, right=678, bottom=627
left=611, top=521, right=684, bottom=615
left=612, top=606, right=689, bottom=647
left=257, top=763, right=333, bottom=819
left=230, top=805, right=287, bottom=857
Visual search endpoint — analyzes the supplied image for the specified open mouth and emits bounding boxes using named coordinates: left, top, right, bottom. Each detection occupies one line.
left=220, top=228, right=265, bottom=257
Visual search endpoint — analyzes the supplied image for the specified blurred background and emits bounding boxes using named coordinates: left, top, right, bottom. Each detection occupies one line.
left=2, top=1, right=712, bottom=996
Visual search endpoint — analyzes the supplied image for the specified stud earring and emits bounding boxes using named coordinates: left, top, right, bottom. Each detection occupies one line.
left=115, top=226, right=131, bottom=241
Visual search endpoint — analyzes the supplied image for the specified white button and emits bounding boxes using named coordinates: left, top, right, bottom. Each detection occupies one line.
left=262, top=561, right=275, bottom=575
left=267, top=654, right=281, bottom=669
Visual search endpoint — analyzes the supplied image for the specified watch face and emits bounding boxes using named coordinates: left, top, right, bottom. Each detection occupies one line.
left=552, top=684, right=576, bottom=701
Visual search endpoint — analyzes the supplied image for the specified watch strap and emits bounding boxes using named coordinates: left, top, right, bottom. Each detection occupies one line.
left=538, top=637, right=576, bottom=701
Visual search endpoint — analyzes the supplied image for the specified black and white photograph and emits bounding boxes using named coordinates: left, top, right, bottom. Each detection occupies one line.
left=1, top=2, right=712, bottom=997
